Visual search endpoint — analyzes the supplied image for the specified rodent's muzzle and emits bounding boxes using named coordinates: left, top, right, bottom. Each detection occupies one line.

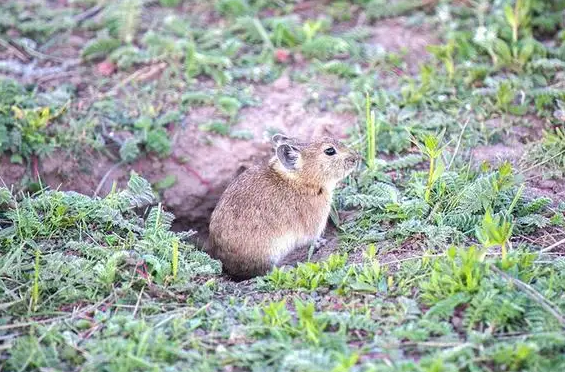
left=345, top=152, right=362, bottom=168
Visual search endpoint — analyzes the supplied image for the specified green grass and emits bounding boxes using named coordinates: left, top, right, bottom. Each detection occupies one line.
left=2, top=0, right=565, bottom=371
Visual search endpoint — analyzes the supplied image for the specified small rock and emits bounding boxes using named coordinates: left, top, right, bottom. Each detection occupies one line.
left=554, top=109, right=565, bottom=122
left=272, top=74, right=291, bottom=91
left=68, top=35, right=86, bottom=47
left=452, top=315, right=463, bottom=330
left=537, top=180, right=557, bottom=191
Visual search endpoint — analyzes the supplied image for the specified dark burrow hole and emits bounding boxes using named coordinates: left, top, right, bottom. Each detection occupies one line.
left=172, top=214, right=213, bottom=249
left=169, top=164, right=252, bottom=248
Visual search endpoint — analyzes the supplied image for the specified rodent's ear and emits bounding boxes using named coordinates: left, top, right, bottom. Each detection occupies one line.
left=271, top=133, right=294, bottom=147
left=276, top=144, right=301, bottom=170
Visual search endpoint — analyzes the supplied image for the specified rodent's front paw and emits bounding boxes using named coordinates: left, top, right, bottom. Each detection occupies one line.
left=277, top=264, right=295, bottom=271
left=313, top=237, right=327, bottom=252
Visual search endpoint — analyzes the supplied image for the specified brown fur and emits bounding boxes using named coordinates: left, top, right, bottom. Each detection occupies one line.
left=207, top=135, right=360, bottom=280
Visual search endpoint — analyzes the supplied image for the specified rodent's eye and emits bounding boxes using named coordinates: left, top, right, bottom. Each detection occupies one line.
left=324, top=147, right=337, bottom=156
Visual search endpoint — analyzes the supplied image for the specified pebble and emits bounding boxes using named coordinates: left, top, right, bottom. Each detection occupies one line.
left=272, top=74, right=291, bottom=91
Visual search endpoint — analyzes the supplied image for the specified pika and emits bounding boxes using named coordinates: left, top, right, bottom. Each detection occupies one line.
left=207, top=134, right=360, bottom=280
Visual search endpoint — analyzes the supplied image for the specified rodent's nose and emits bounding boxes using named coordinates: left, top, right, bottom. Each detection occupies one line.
left=350, top=151, right=362, bottom=162
left=347, top=152, right=362, bottom=166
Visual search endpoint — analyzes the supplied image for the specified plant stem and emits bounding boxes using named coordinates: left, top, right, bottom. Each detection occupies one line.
left=32, top=249, right=40, bottom=312
left=539, top=237, right=565, bottom=255
left=506, top=184, right=524, bottom=216
left=94, top=161, right=124, bottom=197
left=447, top=118, right=470, bottom=170
left=253, top=18, right=274, bottom=50
left=365, top=92, right=375, bottom=170
left=512, top=0, right=520, bottom=44
left=172, top=239, right=179, bottom=281
left=488, top=47, right=498, bottom=67
left=425, top=157, right=435, bottom=202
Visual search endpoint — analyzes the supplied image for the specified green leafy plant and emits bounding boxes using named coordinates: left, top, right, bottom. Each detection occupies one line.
left=411, top=131, right=447, bottom=203
left=471, top=0, right=537, bottom=71
left=160, top=0, right=183, bottom=6
left=505, top=0, right=531, bottom=46
left=106, top=0, right=144, bottom=44
left=0, top=174, right=221, bottom=317
left=186, top=41, right=233, bottom=85
left=81, top=37, right=122, bottom=61
left=294, top=299, right=328, bottom=345
left=420, top=245, right=488, bottom=304
left=117, top=114, right=176, bottom=162
left=0, top=79, right=68, bottom=163
left=260, top=299, right=292, bottom=330
left=427, top=40, right=456, bottom=82
left=475, top=209, right=514, bottom=262
left=216, top=0, right=252, bottom=18
left=264, top=253, right=348, bottom=291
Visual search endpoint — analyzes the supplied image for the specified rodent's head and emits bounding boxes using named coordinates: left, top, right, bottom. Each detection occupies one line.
left=270, top=133, right=360, bottom=189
